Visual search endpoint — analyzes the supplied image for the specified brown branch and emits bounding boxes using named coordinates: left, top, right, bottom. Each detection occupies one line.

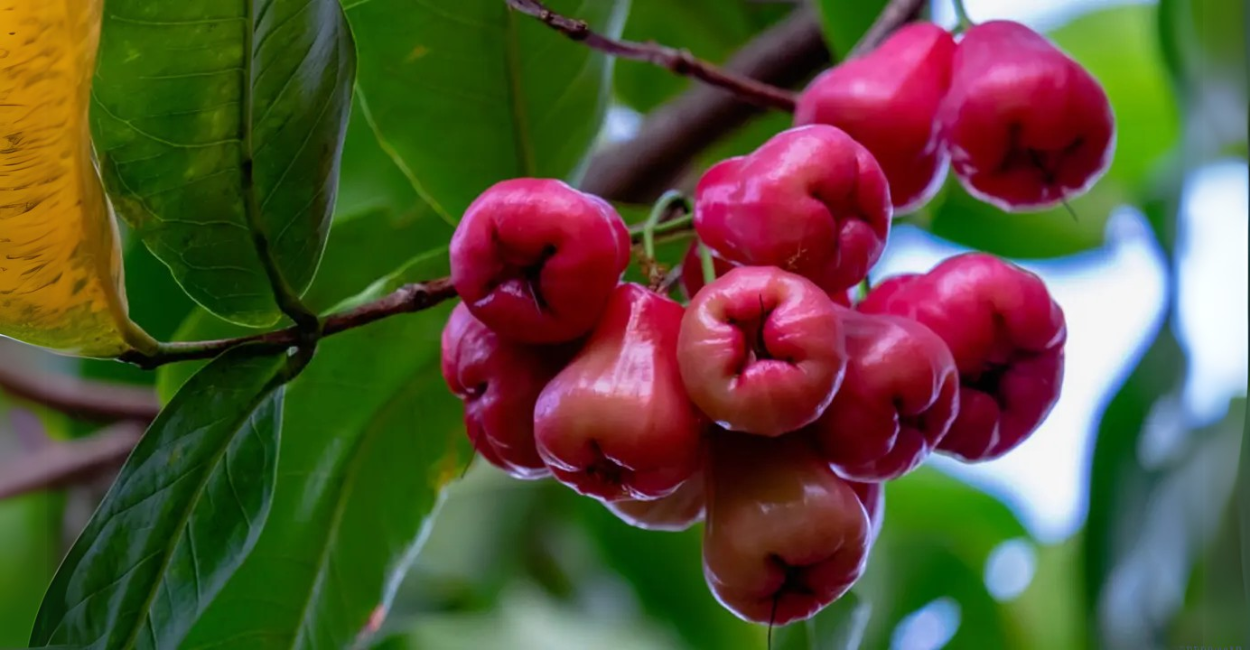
left=579, top=6, right=827, bottom=203
left=0, top=422, right=144, bottom=500
left=580, top=0, right=928, bottom=204
left=505, top=0, right=798, bottom=112
left=120, top=277, right=459, bottom=369
left=0, top=365, right=160, bottom=423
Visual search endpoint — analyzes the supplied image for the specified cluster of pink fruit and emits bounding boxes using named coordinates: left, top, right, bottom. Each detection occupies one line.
left=440, top=18, right=1108, bottom=627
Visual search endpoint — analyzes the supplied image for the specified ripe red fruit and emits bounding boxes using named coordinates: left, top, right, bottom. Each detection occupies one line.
left=678, top=266, right=848, bottom=437
left=808, top=310, right=960, bottom=481
left=703, top=433, right=870, bottom=626
left=605, top=473, right=705, bottom=532
left=795, top=22, right=956, bottom=214
left=534, top=283, right=704, bottom=502
left=440, top=303, right=575, bottom=480
left=938, top=20, right=1115, bottom=211
left=693, top=125, right=892, bottom=294
left=449, top=178, right=631, bottom=344
left=858, top=253, right=1066, bottom=461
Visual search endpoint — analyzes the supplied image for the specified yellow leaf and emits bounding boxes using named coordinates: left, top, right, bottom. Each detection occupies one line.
left=0, top=0, right=155, bottom=357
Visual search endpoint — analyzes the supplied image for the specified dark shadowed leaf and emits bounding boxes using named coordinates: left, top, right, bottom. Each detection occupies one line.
left=181, top=254, right=469, bottom=650
left=813, top=0, right=890, bottom=59
left=30, top=347, right=293, bottom=649
left=773, top=591, right=872, bottom=650
left=91, top=0, right=355, bottom=326
left=341, top=0, right=628, bottom=221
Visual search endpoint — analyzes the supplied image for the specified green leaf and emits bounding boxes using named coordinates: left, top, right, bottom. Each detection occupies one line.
left=30, top=346, right=293, bottom=650
left=614, top=0, right=756, bottom=113
left=1049, top=4, right=1181, bottom=190
left=773, top=592, right=872, bottom=650
left=921, top=172, right=1128, bottom=259
left=333, top=93, right=425, bottom=220
left=91, top=0, right=356, bottom=327
left=813, top=0, right=890, bottom=59
left=181, top=253, right=468, bottom=650
left=341, top=0, right=628, bottom=221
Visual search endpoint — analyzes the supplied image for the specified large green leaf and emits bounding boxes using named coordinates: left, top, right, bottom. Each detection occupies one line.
left=614, top=0, right=757, bottom=113
left=181, top=254, right=468, bottom=650
left=922, top=172, right=1128, bottom=259
left=773, top=592, right=872, bottom=650
left=30, top=347, right=293, bottom=649
left=91, top=0, right=356, bottom=326
left=333, top=93, right=426, bottom=220
left=342, top=0, right=628, bottom=221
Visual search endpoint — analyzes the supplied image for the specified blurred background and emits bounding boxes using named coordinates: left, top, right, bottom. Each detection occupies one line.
left=0, top=0, right=1245, bottom=648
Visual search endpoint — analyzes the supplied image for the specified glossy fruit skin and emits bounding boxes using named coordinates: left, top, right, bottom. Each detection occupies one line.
left=795, top=22, right=956, bottom=214
left=534, top=283, right=704, bottom=502
left=605, top=472, right=706, bottom=532
left=847, top=480, right=885, bottom=542
left=440, top=303, right=575, bottom=479
left=858, top=253, right=1066, bottom=461
left=449, top=178, right=631, bottom=344
left=678, top=266, right=848, bottom=437
left=938, top=20, right=1115, bottom=211
left=693, top=125, right=892, bottom=294
left=703, top=433, right=870, bottom=626
left=808, top=310, right=960, bottom=481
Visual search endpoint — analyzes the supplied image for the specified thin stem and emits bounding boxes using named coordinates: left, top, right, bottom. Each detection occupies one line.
left=506, top=0, right=798, bottom=112
left=699, top=242, right=717, bottom=287
left=951, top=0, right=975, bottom=32
left=642, top=190, right=690, bottom=260
left=642, top=213, right=695, bottom=240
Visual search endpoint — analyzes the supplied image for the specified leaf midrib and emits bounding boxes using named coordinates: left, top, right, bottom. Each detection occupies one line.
left=111, top=375, right=282, bottom=650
